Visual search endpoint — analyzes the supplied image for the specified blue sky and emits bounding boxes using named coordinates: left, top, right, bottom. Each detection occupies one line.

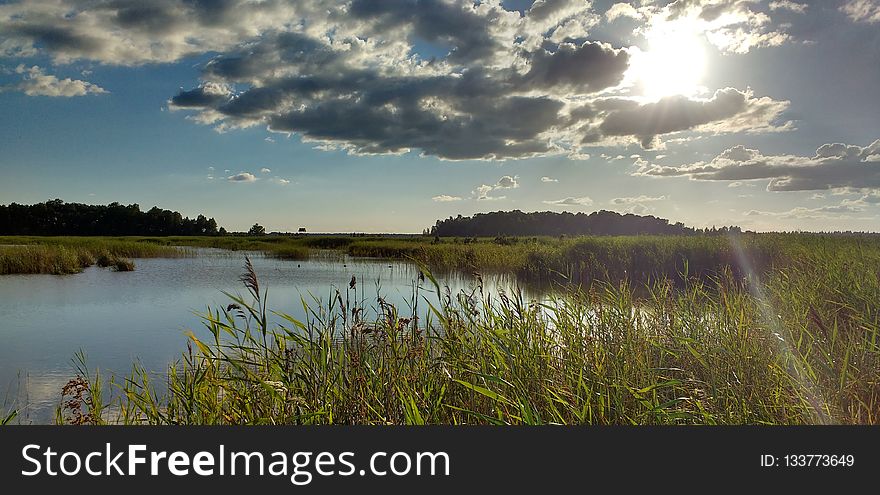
left=1, top=0, right=879, bottom=233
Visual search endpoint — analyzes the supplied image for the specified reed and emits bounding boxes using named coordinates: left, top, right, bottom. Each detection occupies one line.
left=68, top=242, right=880, bottom=425
left=1, top=409, right=15, bottom=425
left=5, top=233, right=869, bottom=284
left=0, top=238, right=179, bottom=274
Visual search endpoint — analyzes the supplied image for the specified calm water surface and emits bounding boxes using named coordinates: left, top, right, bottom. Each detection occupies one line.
left=0, top=249, right=533, bottom=422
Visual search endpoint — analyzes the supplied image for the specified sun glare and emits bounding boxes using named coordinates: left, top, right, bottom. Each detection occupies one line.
left=631, top=21, right=707, bottom=100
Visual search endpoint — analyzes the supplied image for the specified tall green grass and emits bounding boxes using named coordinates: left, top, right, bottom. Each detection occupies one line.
left=1, top=409, right=16, bottom=426
left=62, top=242, right=880, bottom=425
left=4, top=233, right=869, bottom=285
left=0, top=237, right=181, bottom=274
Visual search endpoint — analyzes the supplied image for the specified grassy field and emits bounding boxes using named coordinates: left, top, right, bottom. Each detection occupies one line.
left=46, top=237, right=880, bottom=425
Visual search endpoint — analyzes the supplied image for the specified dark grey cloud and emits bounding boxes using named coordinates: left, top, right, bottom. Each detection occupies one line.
left=348, top=0, right=503, bottom=63
left=520, top=41, right=629, bottom=93
left=598, top=88, right=790, bottom=148
left=637, top=138, right=880, bottom=192
left=1, top=0, right=797, bottom=160
left=169, top=82, right=231, bottom=108
left=0, top=0, right=309, bottom=64
left=167, top=27, right=632, bottom=159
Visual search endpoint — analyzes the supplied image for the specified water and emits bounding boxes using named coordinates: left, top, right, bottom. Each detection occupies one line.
left=0, top=249, right=533, bottom=423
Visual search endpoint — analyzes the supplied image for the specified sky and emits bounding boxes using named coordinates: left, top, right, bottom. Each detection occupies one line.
left=0, top=0, right=879, bottom=233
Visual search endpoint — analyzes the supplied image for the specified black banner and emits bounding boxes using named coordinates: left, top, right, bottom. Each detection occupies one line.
left=0, top=426, right=873, bottom=491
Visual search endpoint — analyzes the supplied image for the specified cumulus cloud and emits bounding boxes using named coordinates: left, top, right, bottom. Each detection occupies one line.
left=270, top=177, right=290, bottom=185
left=541, top=176, right=559, bottom=182
left=432, top=195, right=463, bottom=202
left=7, top=64, right=106, bottom=96
left=520, top=41, right=630, bottom=93
left=841, top=190, right=880, bottom=206
left=841, top=0, right=880, bottom=23
left=605, top=3, right=643, bottom=22
left=260, top=167, right=271, bottom=174
left=0, top=0, right=799, bottom=159
left=169, top=35, right=633, bottom=159
left=597, top=88, right=791, bottom=148
left=227, top=172, right=257, bottom=183
left=543, top=196, right=593, bottom=207
left=769, top=1, right=807, bottom=13
left=0, top=0, right=317, bottom=65
left=494, top=175, right=520, bottom=189
left=660, top=0, right=798, bottom=54
left=473, top=184, right=506, bottom=201
left=636, top=138, right=880, bottom=192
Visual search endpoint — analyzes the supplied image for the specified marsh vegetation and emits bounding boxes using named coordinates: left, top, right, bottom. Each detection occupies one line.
left=2, top=233, right=879, bottom=425
left=52, top=236, right=880, bottom=425
left=0, top=238, right=182, bottom=275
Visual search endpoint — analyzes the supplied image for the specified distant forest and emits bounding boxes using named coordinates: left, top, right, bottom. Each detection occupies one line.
left=428, top=210, right=740, bottom=237
left=0, top=200, right=223, bottom=236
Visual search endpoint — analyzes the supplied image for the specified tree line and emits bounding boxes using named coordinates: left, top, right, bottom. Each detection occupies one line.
left=0, top=200, right=224, bottom=236
left=427, top=210, right=742, bottom=237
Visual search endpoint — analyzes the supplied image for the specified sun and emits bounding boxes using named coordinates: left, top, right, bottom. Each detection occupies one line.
left=630, top=20, right=707, bottom=100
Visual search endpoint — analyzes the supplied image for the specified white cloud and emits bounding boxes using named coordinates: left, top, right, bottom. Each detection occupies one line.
left=540, top=176, right=559, bottom=182
left=745, top=203, right=865, bottom=219
left=543, top=196, right=593, bottom=207
left=769, top=1, right=807, bottom=14
left=227, top=172, right=257, bottom=182
left=260, top=167, right=272, bottom=174
left=660, top=0, right=799, bottom=54
left=432, top=195, right=463, bottom=202
left=605, top=3, right=642, bottom=22
left=609, top=195, right=666, bottom=205
left=494, top=175, right=519, bottom=189
left=841, top=191, right=880, bottom=206
left=270, top=177, right=290, bottom=185
left=473, top=184, right=506, bottom=201
left=841, top=0, right=880, bottom=23
left=8, top=65, right=106, bottom=97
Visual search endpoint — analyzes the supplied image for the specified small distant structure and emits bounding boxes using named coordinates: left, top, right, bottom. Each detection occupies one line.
left=298, top=227, right=306, bottom=233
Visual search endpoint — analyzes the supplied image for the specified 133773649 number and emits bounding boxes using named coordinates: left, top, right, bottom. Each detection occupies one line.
left=783, top=454, right=854, bottom=467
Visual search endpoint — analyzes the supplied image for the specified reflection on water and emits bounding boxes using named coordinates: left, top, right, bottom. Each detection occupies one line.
left=0, top=248, right=538, bottom=423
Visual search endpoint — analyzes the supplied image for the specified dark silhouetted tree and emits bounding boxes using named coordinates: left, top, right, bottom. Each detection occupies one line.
left=428, top=210, right=706, bottom=237
left=0, top=200, right=222, bottom=236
